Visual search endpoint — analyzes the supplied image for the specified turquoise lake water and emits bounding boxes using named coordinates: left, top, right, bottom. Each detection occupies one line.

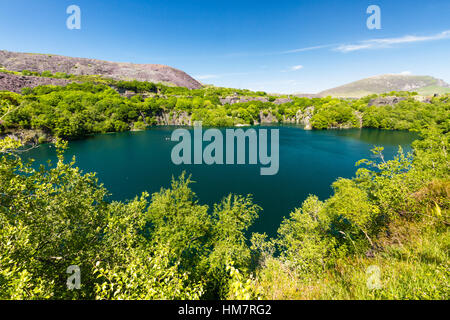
left=24, top=126, right=417, bottom=236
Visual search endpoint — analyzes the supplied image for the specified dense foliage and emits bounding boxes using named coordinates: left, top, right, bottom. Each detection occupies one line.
left=1, top=125, right=448, bottom=299
left=0, top=75, right=448, bottom=143
left=255, top=127, right=449, bottom=299
left=0, top=138, right=262, bottom=299
left=0, top=76, right=448, bottom=300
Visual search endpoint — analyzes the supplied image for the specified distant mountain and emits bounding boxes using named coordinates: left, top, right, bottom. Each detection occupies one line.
left=318, top=74, right=450, bottom=98
left=0, top=50, right=202, bottom=89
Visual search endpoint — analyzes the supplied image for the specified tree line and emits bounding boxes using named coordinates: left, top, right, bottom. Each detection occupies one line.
left=0, top=78, right=448, bottom=143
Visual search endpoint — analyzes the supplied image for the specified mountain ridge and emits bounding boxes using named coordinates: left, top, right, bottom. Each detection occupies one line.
left=1, top=50, right=450, bottom=98
left=317, top=74, right=450, bottom=98
left=0, top=50, right=202, bottom=89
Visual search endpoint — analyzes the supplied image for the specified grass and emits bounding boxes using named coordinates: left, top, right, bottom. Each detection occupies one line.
left=255, top=218, right=449, bottom=300
left=417, top=86, right=450, bottom=96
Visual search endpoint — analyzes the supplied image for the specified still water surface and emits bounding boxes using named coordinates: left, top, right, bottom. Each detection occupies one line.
left=24, top=127, right=417, bottom=236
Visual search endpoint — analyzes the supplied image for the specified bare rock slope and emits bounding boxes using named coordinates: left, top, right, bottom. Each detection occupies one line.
left=0, top=50, right=202, bottom=89
left=0, top=72, right=72, bottom=93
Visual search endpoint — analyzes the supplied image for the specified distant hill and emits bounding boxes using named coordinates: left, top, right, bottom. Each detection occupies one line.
left=318, top=74, right=450, bottom=98
left=0, top=50, right=202, bottom=89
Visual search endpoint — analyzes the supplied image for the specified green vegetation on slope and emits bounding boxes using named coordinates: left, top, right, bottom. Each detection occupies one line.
left=417, top=86, right=450, bottom=96
left=0, top=76, right=449, bottom=143
left=0, top=74, right=449, bottom=300
left=254, top=130, right=449, bottom=299
left=319, top=74, right=450, bottom=98
left=0, top=123, right=448, bottom=300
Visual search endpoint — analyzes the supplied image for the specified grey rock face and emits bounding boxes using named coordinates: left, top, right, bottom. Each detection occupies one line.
left=368, top=96, right=407, bottom=107
left=0, top=72, right=72, bottom=93
left=273, top=98, right=292, bottom=105
left=155, top=111, right=191, bottom=125
left=219, top=96, right=269, bottom=105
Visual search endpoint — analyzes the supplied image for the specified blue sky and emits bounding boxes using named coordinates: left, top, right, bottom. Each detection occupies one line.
left=1, top=0, right=450, bottom=93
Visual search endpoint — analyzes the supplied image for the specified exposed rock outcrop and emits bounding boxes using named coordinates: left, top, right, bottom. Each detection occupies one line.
left=412, top=95, right=433, bottom=103
left=296, top=107, right=314, bottom=130
left=219, top=96, right=241, bottom=105
left=273, top=97, right=293, bottom=105
left=257, top=106, right=315, bottom=129
left=368, top=96, right=407, bottom=107
left=0, top=72, right=72, bottom=93
left=239, top=97, right=269, bottom=103
left=220, top=96, right=269, bottom=105
left=1, top=128, right=53, bottom=144
left=155, top=111, right=191, bottom=125
left=258, top=111, right=277, bottom=124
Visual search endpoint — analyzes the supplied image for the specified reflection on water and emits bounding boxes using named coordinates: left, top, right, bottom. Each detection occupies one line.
left=330, top=128, right=418, bottom=146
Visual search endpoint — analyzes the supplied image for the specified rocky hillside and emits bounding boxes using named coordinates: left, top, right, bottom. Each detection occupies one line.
left=318, top=74, right=450, bottom=98
left=0, top=50, right=202, bottom=89
left=0, top=72, right=72, bottom=93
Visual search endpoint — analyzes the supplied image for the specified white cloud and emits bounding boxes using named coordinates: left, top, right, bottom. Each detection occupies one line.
left=291, top=65, right=304, bottom=71
left=280, top=44, right=335, bottom=54
left=222, top=44, right=334, bottom=58
left=281, top=65, right=304, bottom=72
left=399, top=71, right=412, bottom=75
left=335, top=30, right=450, bottom=52
left=222, top=30, right=450, bottom=59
